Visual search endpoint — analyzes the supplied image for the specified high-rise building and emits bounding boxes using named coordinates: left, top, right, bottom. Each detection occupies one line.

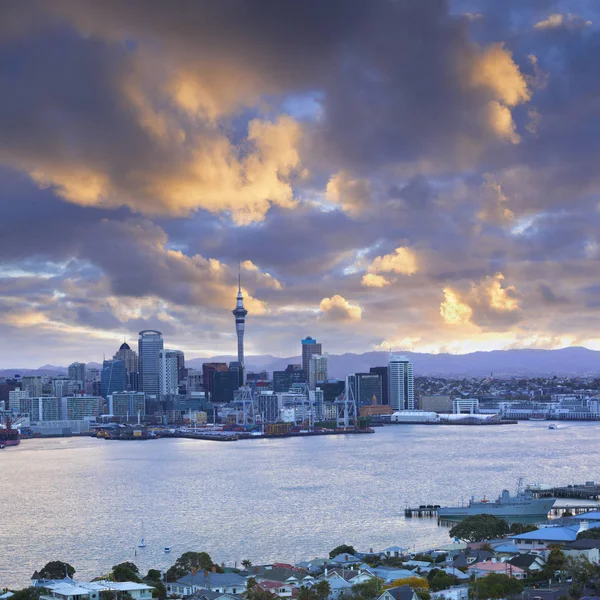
left=68, top=362, right=87, bottom=385
left=21, top=376, right=43, bottom=398
left=19, top=397, right=61, bottom=422
left=101, top=359, right=128, bottom=399
left=388, top=355, right=414, bottom=410
left=301, top=337, right=322, bottom=377
left=370, top=366, right=389, bottom=405
left=202, top=362, right=228, bottom=401
left=174, top=350, right=185, bottom=386
left=309, top=353, right=328, bottom=390
left=159, top=349, right=179, bottom=397
left=109, top=392, right=146, bottom=419
left=232, top=273, right=248, bottom=384
left=113, top=342, right=139, bottom=390
left=212, top=369, right=239, bottom=403
left=9, top=389, right=29, bottom=412
left=186, top=368, right=203, bottom=394
left=138, top=330, right=163, bottom=399
left=273, top=364, right=307, bottom=393
left=256, top=391, right=282, bottom=423
left=53, top=378, right=77, bottom=398
left=348, top=373, right=383, bottom=405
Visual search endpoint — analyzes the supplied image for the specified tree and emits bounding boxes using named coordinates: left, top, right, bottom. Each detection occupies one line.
left=386, top=577, right=429, bottom=592
left=8, top=588, right=41, bottom=600
left=471, top=573, right=523, bottom=599
left=448, top=515, right=509, bottom=542
left=298, top=586, right=316, bottom=600
left=144, top=570, right=165, bottom=600
left=242, top=559, right=253, bottom=569
left=577, top=526, right=600, bottom=540
left=35, top=561, right=76, bottom=580
left=428, top=572, right=458, bottom=592
left=329, top=545, right=356, bottom=559
left=111, top=562, right=141, bottom=583
left=351, top=578, right=382, bottom=600
left=542, top=547, right=566, bottom=580
left=313, top=580, right=331, bottom=600
left=510, top=523, right=539, bottom=535
left=166, top=552, right=214, bottom=581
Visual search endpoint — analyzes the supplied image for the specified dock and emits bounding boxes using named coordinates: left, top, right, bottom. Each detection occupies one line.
left=530, top=485, right=600, bottom=500
left=405, top=505, right=441, bottom=517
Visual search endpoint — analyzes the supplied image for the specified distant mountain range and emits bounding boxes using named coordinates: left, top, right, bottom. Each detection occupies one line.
left=2, top=347, right=600, bottom=378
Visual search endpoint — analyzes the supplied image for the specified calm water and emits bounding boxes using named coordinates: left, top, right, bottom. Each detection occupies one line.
left=2, top=422, right=599, bottom=588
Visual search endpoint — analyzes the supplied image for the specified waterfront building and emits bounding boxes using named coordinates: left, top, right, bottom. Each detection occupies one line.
left=370, top=366, right=389, bottom=405
left=453, top=398, right=479, bottom=414
left=256, top=390, right=282, bottom=423
left=388, top=355, right=414, bottom=410
left=232, top=273, right=248, bottom=384
left=138, top=330, right=163, bottom=400
left=18, top=396, right=61, bottom=422
left=203, top=362, right=229, bottom=401
left=321, top=380, right=345, bottom=403
left=421, top=395, right=452, bottom=413
left=113, top=342, right=139, bottom=390
left=68, top=362, right=87, bottom=385
left=273, top=364, right=306, bottom=392
left=109, top=392, right=147, bottom=418
left=9, top=388, right=29, bottom=412
left=101, top=359, right=127, bottom=399
left=309, top=353, right=328, bottom=390
left=62, top=395, right=102, bottom=420
left=301, top=337, right=322, bottom=377
left=348, top=372, right=382, bottom=405
left=52, top=378, right=78, bottom=398
left=159, top=349, right=180, bottom=397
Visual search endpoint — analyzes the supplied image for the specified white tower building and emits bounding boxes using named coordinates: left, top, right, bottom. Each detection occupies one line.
left=388, top=355, right=415, bottom=410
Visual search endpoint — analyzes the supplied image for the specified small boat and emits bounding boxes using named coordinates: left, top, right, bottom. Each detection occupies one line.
left=164, top=547, right=171, bottom=553
left=548, top=424, right=558, bottom=430
left=138, top=537, right=146, bottom=548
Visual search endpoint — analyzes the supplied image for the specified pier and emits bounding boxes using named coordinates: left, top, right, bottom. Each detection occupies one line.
left=405, top=504, right=441, bottom=517
left=530, top=484, right=600, bottom=500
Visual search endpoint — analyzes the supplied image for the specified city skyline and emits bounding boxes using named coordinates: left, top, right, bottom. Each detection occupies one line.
left=3, top=2, right=600, bottom=367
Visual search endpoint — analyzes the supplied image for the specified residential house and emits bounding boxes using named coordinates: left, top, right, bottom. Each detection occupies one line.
left=369, top=567, right=416, bottom=583
left=40, top=581, right=154, bottom=600
left=430, top=585, right=469, bottom=600
left=451, top=549, right=494, bottom=568
left=383, top=547, right=408, bottom=560
left=510, top=525, right=580, bottom=551
left=169, top=572, right=247, bottom=597
left=255, top=582, right=298, bottom=598
left=468, top=561, right=525, bottom=579
left=376, top=586, right=419, bottom=600
left=507, top=553, right=546, bottom=573
left=189, top=590, right=241, bottom=600
left=319, top=568, right=374, bottom=599
left=563, top=539, right=600, bottom=564
left=328, top=554, right=362, bottom=568
left=242, top=566, right=314, bottom=587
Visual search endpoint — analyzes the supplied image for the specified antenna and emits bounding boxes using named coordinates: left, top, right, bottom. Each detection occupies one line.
left=238, top=261, right=242, bottom=293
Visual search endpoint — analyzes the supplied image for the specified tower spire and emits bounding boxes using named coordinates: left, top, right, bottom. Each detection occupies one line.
left=238, top=262, right=241, bottom=294
left=233, top=264, right=248, bottom=385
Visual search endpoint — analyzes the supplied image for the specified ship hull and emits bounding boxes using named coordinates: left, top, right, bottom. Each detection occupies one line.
left=0, top=439, right=20, bottom=447
left=438, top=498, right=555, bottom=519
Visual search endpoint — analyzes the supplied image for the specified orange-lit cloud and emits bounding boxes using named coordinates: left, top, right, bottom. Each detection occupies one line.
left=319, top=295, right=362, bottom=322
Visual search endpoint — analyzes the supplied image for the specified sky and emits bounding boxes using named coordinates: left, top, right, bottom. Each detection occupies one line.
left=2, top=0, right=600, bottom=367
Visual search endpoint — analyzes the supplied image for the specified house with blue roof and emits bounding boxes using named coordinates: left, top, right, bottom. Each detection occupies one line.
left=510, top=524, right=581, bottom=551
left=168, top=572, right=247, bottom=597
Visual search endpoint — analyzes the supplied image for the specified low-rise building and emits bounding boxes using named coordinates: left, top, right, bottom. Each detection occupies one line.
left=169, top=572, right=247, bottom=597
left=377, top=586, right=420, bottom=600
left=430, top=585, right=469, bottom=600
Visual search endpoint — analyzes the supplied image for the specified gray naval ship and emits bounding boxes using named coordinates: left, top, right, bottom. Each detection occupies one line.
left=438, top=481, right=555, bottom=520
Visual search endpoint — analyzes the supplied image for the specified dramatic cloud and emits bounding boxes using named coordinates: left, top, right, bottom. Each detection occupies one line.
left=1, top=0, right=600, bottom=365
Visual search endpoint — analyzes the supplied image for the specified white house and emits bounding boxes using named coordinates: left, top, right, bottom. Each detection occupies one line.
left=40, top=581, right=154, bottom=600
left=431, top=585, right=469, bottom=600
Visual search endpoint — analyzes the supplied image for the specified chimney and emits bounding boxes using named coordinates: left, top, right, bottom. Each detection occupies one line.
left=191, top=568, right=197, bottom=575
left=212, top=566, right=217, bottom=573
left=325, top=568, right=328, bottom=577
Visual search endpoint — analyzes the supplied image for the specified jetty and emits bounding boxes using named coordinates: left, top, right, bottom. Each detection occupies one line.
left=529, top=483, right=600, bottom=500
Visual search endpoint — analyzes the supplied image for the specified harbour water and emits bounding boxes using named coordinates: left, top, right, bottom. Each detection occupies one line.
left=2, top=421, right=599, bottom=589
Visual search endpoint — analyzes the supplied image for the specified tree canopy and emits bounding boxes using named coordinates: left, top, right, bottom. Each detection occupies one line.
left=8, top=588, right=41, bottom=600
left=351, top=578, right=382, bottom=600
left=166, top=552, right=215, bottom=581
left=577, top=526, right=600, bottom=540
left=510, top=522, right=539, bottom=535
left=448, top=514, right=509, bottom=542
left=329, top=545, right=356, bottom=559
left=111, top=563, right=141, bottom=583
left=35, top=561, right=76, bottom=580
left=471, top=573, right=524, bottom=599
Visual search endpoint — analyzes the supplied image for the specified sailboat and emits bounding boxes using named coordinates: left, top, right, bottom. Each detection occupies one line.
left=138, top=521, right=147, bottom=548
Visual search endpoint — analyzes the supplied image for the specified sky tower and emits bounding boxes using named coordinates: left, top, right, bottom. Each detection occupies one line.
left=232, top=269, right=248, bottom=376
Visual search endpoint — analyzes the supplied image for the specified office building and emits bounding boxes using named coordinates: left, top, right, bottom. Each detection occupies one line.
left=0, top=381, right=19, bottom=406
left=109, top=392, right=146, bottom=419
left=370, top=366, right=389, bottom=405
left=9, top=389, right=29, bottom=412
left=309, top=353, right=328, bottom=390
left=202, top=362, right=228, bottom=401
left=113, top=342, right=139, bottom=390
left=273, top=364, right=306, bottom=393
left=62, top=396, right=102, bottom=420
left=232, top=273, right=248, bottom=384
left=348, top=372, right=383, bottom=405
left=187, top=368, right=203, bottom=394
left=53, top=378, right=77, bottom=398
left=101, top=359, right=128, bottom=399
left=138, top=330, right=163, bottom=399
left=67, top=362, right=87, bottom=385
left=19, top=397, right=61, bottom=422
left=159, top=349, right=179, bottom=397
left=173, top=350, right=185, bottom=386
left=301, top=337, right=322, bottom=377
left=21, top=376, right=43, bottom=398
left=211, top=369, right=239, bottom=403
left=388, top=355, right=415, bottom=410
left=320, top=380, right=345, bottom=403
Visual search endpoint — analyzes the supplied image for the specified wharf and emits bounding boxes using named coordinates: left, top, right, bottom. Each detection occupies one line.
left=531, top=485, right=600, bottom=500
left=405, top=505, right=441, bottom=517
left=405, top=503, right=599, bottom=518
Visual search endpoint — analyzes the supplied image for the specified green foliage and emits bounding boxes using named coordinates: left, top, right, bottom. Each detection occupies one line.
left=427, top=571, right=459, bottom=592
left=471, top=573, right=524, bottom=599
left=111, top=562, right=141, bottom=583
left=247, top=584, right=276, bottom=600
left=542, top=547, right=566, bottom=579
left=577, top=526, right=600, bottom=540
left=412, top=553, right=433, bottom=563
left=510, top=523, right=539, bottom=535
left=36, top=561, right=76, bottom=580
left=241, top=559, right=253, bottom=569
left=166, top=552, right=214, bottom=581
left=329, top=545, right=357, bottom=559
left=313, top=580, right=332, bottom=600
left=351, top=578, right=382, bottom=600
left=8, top=588, right=41, bottom=600
left=145, top=570, right=162, bottom=582
left=434, top=554, right=447, bottom=564
left=448, top=515, right=509, bottom=542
